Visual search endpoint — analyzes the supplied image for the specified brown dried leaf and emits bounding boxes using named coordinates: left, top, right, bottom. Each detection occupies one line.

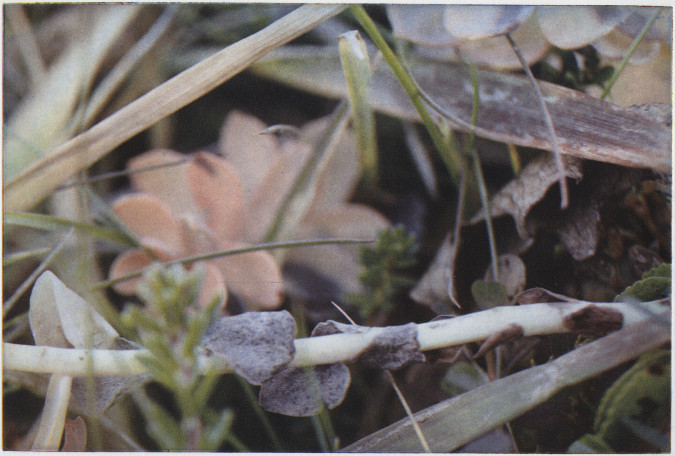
left=258, top=363, right=350, bottom=417
left=409, top=232, right=458, bottom=312
left=562, top=305, right=623, bottom=336
left=61, top=416, right=87, bottom=452
left=555, top=202, right=601, bottom=261
left=515, top=287, right=579, bottom=304
left=199, top=311, right=296, bottom=384
left=473, top=323, right=524, bottom=358
left=470, top=155, right=583, bottom=240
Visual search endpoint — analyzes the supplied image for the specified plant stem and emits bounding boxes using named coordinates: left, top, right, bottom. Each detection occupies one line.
left=4, top=300, right=667, bottom=377
left=600, top=7, right=664, bottom=100
left=94, top=237, right=373, bottom=290
left=505, top=32, right=568, bottom=209
left=349, top=5, right=459, bottom=184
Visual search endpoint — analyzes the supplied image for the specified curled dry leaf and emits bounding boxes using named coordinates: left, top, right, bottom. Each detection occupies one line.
left=258, top=363, right=350, bottom=417
left=562, top=305, right=623, bottom=336
left=470, top=155, right=583, bottom=241
left=473, top=323, right=524, bottom=359
left=199, top=311, right=297, bottom=385
left=515, top=287, right=579, bottom=304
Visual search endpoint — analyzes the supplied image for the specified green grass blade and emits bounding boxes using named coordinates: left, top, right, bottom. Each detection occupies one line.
left=338, top=30, right=378, bottom=185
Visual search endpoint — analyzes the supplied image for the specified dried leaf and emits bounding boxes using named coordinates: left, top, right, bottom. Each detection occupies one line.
left=313, top=321, right=425, bottom=370
left=253, top=49, right=671, bottom=171
left=515, top=287, right=579, bottom=304
left=562, top=305, right=623, bottom=336
left=199, top=311, right=296, bottom=384
left=29, top=270, right=119, bottom=349
left=61, top=416, right=87, bottom=452
left=555, top=201, right=601, bottom=261
left=470, top=155, right=583, bottom=240
left=473, top=323, right=524, bottom=358
left=258, top=363, right=350, bottom=417
left=409, top=232, right=457, bottom=312
left=3, top=5, right=141, bottom=181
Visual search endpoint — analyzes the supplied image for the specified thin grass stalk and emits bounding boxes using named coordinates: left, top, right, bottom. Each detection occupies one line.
left=3, top=228, right=75, bottom=317
left=466, top=63, right=499, bottom=281
left=600, top=7, right=664, bottom=100
left=94, top=237, right=373, bottom=290
left=506, top=32, right=568, bottom=209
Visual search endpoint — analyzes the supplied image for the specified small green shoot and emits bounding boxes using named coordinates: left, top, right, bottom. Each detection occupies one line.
left=120, top=263, right=233, bottom=450
left=345, top=226, right=417, bottom=319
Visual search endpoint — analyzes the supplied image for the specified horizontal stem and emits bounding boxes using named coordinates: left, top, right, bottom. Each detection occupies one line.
left=4, top=300, right=667, bottom=377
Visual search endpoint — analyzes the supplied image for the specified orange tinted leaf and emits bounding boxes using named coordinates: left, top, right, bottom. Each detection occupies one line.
left=213, top=240, right=284, bottom=310
left=127, top=149, right=195, bottom=217
left=108, top=250, right=153, bottom=295
left=218, top=110, right=280, bottom=197
left=186, top=151, right=245, bottom=242
left=112, top=193, right=182, bottom=255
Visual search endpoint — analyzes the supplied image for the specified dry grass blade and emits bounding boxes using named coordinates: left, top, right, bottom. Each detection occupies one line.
left=3, top=5, right=347, bottom=212
left=252, top=49, right=671, bottom=173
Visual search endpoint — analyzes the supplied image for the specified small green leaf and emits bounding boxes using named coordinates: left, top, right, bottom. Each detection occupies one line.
left=594, top=350, right=670, bottom=451
left=441, top=361, right=489, bottom=397
left=471, top=280, right=508, bottom=309
left=615, top=264, right=671, bottom=302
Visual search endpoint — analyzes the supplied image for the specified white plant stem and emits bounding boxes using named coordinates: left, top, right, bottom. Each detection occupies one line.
left=3, top=300, right=667, bottom=377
